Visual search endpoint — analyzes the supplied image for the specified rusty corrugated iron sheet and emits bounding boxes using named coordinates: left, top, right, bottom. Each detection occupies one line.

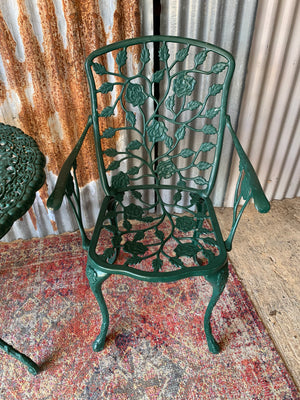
left=0, top=0, right=141, bottom=240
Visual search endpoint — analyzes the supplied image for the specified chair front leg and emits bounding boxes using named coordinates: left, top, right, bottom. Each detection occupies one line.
left=86, top=265, right=110, bottom=352
left=204, top=263, right=229, bottom=354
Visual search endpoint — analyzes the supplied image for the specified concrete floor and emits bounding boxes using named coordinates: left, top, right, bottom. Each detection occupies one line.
left=216, top=198, right=300, bottom=390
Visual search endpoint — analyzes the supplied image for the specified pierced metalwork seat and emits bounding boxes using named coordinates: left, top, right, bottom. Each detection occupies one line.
left=0, top=123, right=45, bottom=375
left=48, top=36, right=270, bottom=354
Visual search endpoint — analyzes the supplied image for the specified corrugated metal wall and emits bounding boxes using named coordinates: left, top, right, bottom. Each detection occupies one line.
left=0, top=0, right=145, bottom=241
left=1, top=0, right=299, bottom=241
left=225, top=0, right=300, bottom=206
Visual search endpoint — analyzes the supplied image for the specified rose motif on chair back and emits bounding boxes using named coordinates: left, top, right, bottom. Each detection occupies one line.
left=90, top=38, right=230, bottom=195
left=173, top=73, right=196, bottom=97
left=125, top=83, right=148, bottom=107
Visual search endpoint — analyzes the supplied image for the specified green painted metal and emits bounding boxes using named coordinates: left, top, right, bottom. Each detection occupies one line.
left=47, top=36, right=270, bottom=354
left=224, top=115, right=270, bottom=251
left=0, top=123, right=45, bottom=375
left=0, top=123, right=45, bottom=238
left=0, top=338, right=39, bottom=376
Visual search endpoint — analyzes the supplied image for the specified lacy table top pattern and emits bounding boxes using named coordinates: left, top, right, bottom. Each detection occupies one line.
left=0, top=123, right=45, bottom=239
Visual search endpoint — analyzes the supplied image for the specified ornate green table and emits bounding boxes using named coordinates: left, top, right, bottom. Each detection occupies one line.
left=0, top=123, right=45, bottom=375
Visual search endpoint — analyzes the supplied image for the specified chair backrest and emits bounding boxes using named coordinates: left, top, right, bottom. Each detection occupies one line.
left=85, top=35, right=235, bottom=200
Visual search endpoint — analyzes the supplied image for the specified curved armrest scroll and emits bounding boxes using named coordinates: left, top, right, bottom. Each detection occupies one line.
left=226, top=115, right=270, bottom=213
left=224, top=115, right=270, bottom=251
left=47, top=116, right=93, bottom=210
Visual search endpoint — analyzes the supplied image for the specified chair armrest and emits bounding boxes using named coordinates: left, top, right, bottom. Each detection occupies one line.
left=224, top=115, right=270, bottom=250
left=47, top=116, right=92, bottom=210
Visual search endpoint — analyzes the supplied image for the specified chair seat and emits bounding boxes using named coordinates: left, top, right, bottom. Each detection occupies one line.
left=88, top=188, right=227, bottom=282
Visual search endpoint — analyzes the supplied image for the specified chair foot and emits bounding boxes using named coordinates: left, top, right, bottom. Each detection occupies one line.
left=92, top=330, right=108, bottom=352
left=86, top=265, right=110, bottom=352
left=204, top=263, right=229, bottom=354
left=206, top=335, right=220, bottom=354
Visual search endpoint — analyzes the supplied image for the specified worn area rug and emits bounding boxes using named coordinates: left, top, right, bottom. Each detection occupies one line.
left=0, top=231, right=299, bottom=399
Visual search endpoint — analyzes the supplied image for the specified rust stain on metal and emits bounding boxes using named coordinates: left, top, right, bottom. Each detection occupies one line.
left=0, top=12, right=34, bottom=122
left=112, top=0, right=141, bottom=69
left=28, top=207, right=38, bottom=231
left=39, top=185, right=50, bottom=211
left=0, top=0, right=141, bottom=214
left=94, top=0, right=141, bottom=167
left=0, top=80, right=6, bottom=103
left=112, top=0, right=141, bottom=45
left=100, top=0, right=141, bottom=166
left=50, top=218, right=58, bottom=232
left=18, top=0, right=96, bottom=186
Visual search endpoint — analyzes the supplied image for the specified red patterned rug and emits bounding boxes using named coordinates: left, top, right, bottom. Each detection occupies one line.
left=0, top=231, right=299, bottom=399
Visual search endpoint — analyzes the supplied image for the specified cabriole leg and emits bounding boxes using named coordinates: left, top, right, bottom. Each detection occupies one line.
left=204, top=263, right=229, bottom=354
left=86, top=265, right=110, bottom=352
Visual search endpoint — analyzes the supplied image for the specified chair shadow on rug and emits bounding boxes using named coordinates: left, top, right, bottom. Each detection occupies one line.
left=47, top=36, right=270, bottom=354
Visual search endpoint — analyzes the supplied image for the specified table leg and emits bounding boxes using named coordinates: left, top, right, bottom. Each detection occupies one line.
left=0, top=338, right=39, bottom=375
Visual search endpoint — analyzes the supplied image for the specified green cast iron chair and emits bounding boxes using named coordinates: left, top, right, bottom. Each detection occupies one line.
left=47, top=36, right=270, bottom=354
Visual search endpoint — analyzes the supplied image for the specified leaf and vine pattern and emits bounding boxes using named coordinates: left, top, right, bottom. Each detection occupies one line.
left=95, top=188, right=225, bottom=273
left=0, top=124, right=45, bottom=238
left=93, top=40, right=229, bottom=192
left=90, top=40, right=230, bottom=272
